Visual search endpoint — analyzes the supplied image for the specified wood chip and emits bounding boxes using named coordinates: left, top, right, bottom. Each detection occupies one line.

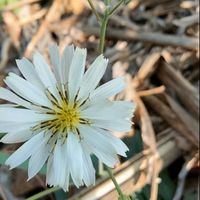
left=156, top=61, right=199, bottom=119
left=82, top=26, right=199, bottom=50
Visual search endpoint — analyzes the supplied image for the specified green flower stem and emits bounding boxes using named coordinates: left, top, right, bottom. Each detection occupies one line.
left=90, top=0, right=130, bottom=199
left=26, top=186, right=61, bottom=200
left=105, top=165, right=124, bottom=197
left=118, top=195, right=132, bottom=200
left=109, top=0, right=124, bottom=16
left=87, top=0, right=102, bottom=25
left=98, top=0, right=110, bottom=54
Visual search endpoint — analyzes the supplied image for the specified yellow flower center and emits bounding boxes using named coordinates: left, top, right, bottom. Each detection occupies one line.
left=59, top=108, right=80, bottom=127
left=31, top=86, right=90, bottom=145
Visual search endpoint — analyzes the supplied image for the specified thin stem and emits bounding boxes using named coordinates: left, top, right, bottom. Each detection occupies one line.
left=109, top=0, right=124, bottom=16
left=97, top=1, right=129, bottom=199
left=87, top=0, right=102, bottom=25
left=105, top=165, right=124, bottom=197
left=26, top=186, right=61, bottom=200
left=98, top=0, right=110, bottom=54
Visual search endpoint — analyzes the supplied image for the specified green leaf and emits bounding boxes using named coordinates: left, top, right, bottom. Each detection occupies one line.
left=118, top=195, right=131, bottom=200
left=183, top=192, right=197, bottom=200
left=158, top=170, right=176, bottom=200
left=54, top=189, right=68, bottom=200
left=0, top=133, right=6, bottom=138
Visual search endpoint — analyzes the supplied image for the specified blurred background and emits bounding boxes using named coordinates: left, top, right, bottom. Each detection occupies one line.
left=0, top=0, right=199, bottom=199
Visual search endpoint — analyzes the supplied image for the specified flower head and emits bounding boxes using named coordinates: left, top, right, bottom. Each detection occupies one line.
left=0, top=45, right=136, bottom=191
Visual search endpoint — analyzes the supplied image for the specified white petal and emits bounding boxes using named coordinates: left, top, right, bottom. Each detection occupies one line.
left=0, top=104, right=17, bottom=108
left=1, top=129, right=33, bottom=144
left=52, top=137, right=68, bottom=187
left=78, top=55, right=108, bottom=102
left=63, top=166, right=70, bottom=192
left=81, top=144, right=95, bottom=187
left=90, top=119, right=133, bottom=132
left=16, top=58, right=45, bottom=90
left=46, top=154, right=55, bottom=186
left=79, top=124, right=119, bottom=167
left=0, top=108, right=55, bottom=122
left=49, top=45, right=62, bottom=87
left=46, top=147, right=70, bottom=192
left=6, top=131, right=49, bottom=169
left=67, top=132, right=83, bottom=187
left=61, top=45, right=74, bottom=84
left=0, top=87, right=32, bottom=109
left=92, top=127, right=129, bottom=157
left=68, top=47, right=86, bottom=106
left=5, top=73, right=52, bottom=108
left=28, top=137, right=55, bottom=180
left=80, top=101, right=135, bottom=120
left=0, top=122, right=37, bottom=143
left=0, top=122, right=20, bottom=132
left=57, top=137, right=70, bottom=191
left=78, top=98, right=109, bottom=112
left=90, top=76, right=126, bottom=102
left=114, top=101, right=136, bottom=110
left=33, top=51, right=61, bottom=103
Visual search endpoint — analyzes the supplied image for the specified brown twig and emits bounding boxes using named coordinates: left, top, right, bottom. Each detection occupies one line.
left=84, top=0, right=140, bottom=31
left=137, top=86, right=166, bottom=97
left=123, top=75, right=159, bottom=200
left=165, top=94, right=199, bottom=142
left=172, top=13, right=199, bottom=28
left=142, top=95, right=199, bottom=148
left=132, top=52, right=161, bottom=89
left=156, top=61, right=199, bottom=119
left=24, top=0, right=63, bottom=57
left=133, top=91, right=159, bottom=200
left=82, top=26, right=199, bottom=50
left=17, top=8, right=48, bottom=26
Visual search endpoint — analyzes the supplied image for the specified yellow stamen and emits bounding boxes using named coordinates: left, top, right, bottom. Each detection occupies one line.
left=33, top=85, right=90, bottom=146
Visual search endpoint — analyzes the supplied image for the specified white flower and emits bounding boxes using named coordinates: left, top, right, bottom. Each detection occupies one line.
left=0, top=45, right=136, bottom=191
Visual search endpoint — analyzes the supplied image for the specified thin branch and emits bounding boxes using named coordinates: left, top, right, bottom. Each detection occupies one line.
left=109, top=0, right=124, bottom=16
left=87, top=0, right=102, bottom=25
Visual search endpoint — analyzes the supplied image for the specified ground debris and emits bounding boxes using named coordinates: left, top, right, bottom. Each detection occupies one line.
left=0, top=0, right=199, bottom=199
